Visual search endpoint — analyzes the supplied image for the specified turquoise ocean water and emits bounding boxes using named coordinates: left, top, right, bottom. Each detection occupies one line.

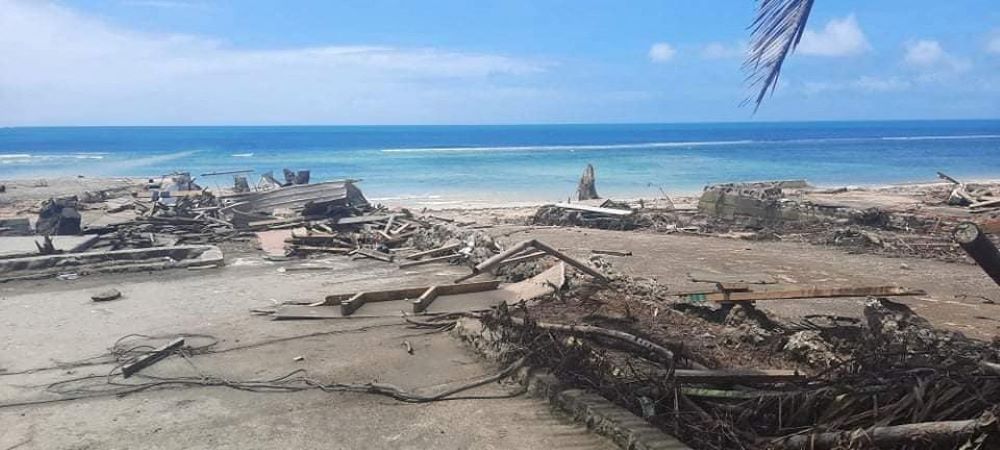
left=2, top=121, right=999, bottom=205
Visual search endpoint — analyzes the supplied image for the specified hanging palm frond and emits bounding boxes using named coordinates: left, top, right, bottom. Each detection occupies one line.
left=743, top=0, right=815, bottom=111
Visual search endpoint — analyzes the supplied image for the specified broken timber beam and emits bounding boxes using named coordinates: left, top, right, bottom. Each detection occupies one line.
left=398, top=253, right=462, bottom=268
left=677, top=285, right=925, bottom=303
left=771, top=413, right=997, bottom=449
left=405, top=243, right=461, bottom=260
left=552, top=202, right=634, bottom=216
left=970, top=198, right=1000, bottom=209
left=355, top=249, right=394, bottom=262
left=497, top=251, right=547, bottom=266
left=955, top=221, right=1000, bottom=286
left=673, top=369, right=803, bottom=384
left=455, top=239, right=607, bottom=283
left=121, top=337, right=185, bottom=378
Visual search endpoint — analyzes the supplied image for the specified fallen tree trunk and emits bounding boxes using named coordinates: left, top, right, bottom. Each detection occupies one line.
left=954, top=222, right=1000, bottom=286
left=771, top=412, right=997, bottom=449
left=505, top=316, right=692, bottom=368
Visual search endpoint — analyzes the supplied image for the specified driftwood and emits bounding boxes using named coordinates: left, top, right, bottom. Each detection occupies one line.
left=955, top=222, right=1000, bottom=286
left=771, top=412, right=997, bottom=449
left=576, top=163, right=599, bottom=201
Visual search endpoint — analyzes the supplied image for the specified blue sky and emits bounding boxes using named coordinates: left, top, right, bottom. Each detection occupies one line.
left=1, top=0, right=999, bottom=125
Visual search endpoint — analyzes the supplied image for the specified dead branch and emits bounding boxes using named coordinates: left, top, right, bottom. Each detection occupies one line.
left=770, top=412, right=997, bottom=449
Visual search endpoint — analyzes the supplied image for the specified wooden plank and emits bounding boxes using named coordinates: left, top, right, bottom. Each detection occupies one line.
left=530, top=240, right=609, bottom=282
left=122, top=338, right=184, bottom=378
left=247, top=215, right=323, bottom=228
left=677, top=285, right=925, bottom=303
left=412, top=286, right=438, bottom=313
left=290, top=245, right=353, bottom=253
left=591, top=249, right=632, bottom=257
left=497, top=251, right=547, bottom=266
left=673, top=369, right=803, bottom=383
left=356, top=249, right=393, bottom=262
left=336, top=214, right=393, bottom=225
left=437, top=280, right=503, bottom=295
left=398, top=253, right=461, bottom=268
left=552, top=202, right=634, bottom=216
left=970, top=198, right=1000, bottom=209
left=383, top=215, right=396, bottom=233
left=340, top=292, right=367, bottom=316
left=405, top=243, right=461, bottom=260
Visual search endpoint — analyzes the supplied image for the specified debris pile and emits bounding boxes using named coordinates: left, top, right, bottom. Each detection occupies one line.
left=455, top=277, right=1000, bottom=450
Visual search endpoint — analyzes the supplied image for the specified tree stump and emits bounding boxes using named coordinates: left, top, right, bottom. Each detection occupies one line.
left=576, top=164, right=599, bottom=201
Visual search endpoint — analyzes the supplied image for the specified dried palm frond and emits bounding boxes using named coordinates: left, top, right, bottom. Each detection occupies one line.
left=744, top=0, right=815, bottom=111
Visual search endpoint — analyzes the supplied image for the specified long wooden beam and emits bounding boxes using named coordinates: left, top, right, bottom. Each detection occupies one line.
left=398, top=253, right=462, bottom=268
left=676, top=285, right=925, bottom=303
left=404, top=243, right=462, bottom=260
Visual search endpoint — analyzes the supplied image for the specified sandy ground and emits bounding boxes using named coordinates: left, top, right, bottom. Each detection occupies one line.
left=0, top=258, right=615, bottom=450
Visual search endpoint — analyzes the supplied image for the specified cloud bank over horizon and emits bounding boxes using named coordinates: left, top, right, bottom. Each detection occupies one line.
left=1, top=0, right=998, bottom=125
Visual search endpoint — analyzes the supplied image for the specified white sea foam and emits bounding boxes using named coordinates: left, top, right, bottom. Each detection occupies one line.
left=379, top=134, right=1000, bottom=153
left=370, top=194, right=444, bottom=201
left=231, top=152, right=254, bottom=157
left=0, top=153, right=105, bottom=161
left=380, top=140, right=754, bottom=153
left=881, top=134, right=1000, bottom=141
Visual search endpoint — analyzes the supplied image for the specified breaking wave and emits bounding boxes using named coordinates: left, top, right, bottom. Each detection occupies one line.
left=380, top=133, right=1000, bottom=153
left=381, top=140, right=754, bottom=153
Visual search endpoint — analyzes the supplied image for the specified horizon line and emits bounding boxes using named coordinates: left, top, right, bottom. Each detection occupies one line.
left=4, top=117, right=1000, bottom=129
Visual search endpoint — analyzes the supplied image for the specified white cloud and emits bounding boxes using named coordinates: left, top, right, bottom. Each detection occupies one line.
left=700, top=41, right=746, bottom=60
left=854, top=76, right=911, bottom=92
left=0, top=1, right=548, bottom=125
left=648, top=42, right=676, bottom=63
left=798, top=15, right=871, bottom=57
left=801, top=76, right=911, bottom=94
left=120, top=0, right=210, bottom=9
left=987, top=32, right=1000, bottom=55
left=904, top=40, right=946, bottom=66
left=903, top=39, right=970, bottom=73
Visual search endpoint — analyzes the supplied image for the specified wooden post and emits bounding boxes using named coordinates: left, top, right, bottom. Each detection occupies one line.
left=955, top=222, right=1000, bottom=287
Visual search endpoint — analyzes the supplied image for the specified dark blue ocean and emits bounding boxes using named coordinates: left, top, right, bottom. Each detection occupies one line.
left=2, top=121, right=999, bottom=205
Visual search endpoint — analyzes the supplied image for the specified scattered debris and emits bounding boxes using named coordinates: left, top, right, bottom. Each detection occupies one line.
left=121, top=337, right=185, bottom=378
left=36, top=196, right=82, bottom=235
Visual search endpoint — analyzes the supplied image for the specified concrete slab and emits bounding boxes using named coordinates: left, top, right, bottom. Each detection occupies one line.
left=0, top=235, right=99, bottom=258
left=0, top=256, right=616, bottom=450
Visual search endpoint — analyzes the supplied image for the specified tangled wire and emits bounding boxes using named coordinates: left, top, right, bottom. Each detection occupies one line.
left=0, top=324, right=527, bottom=410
